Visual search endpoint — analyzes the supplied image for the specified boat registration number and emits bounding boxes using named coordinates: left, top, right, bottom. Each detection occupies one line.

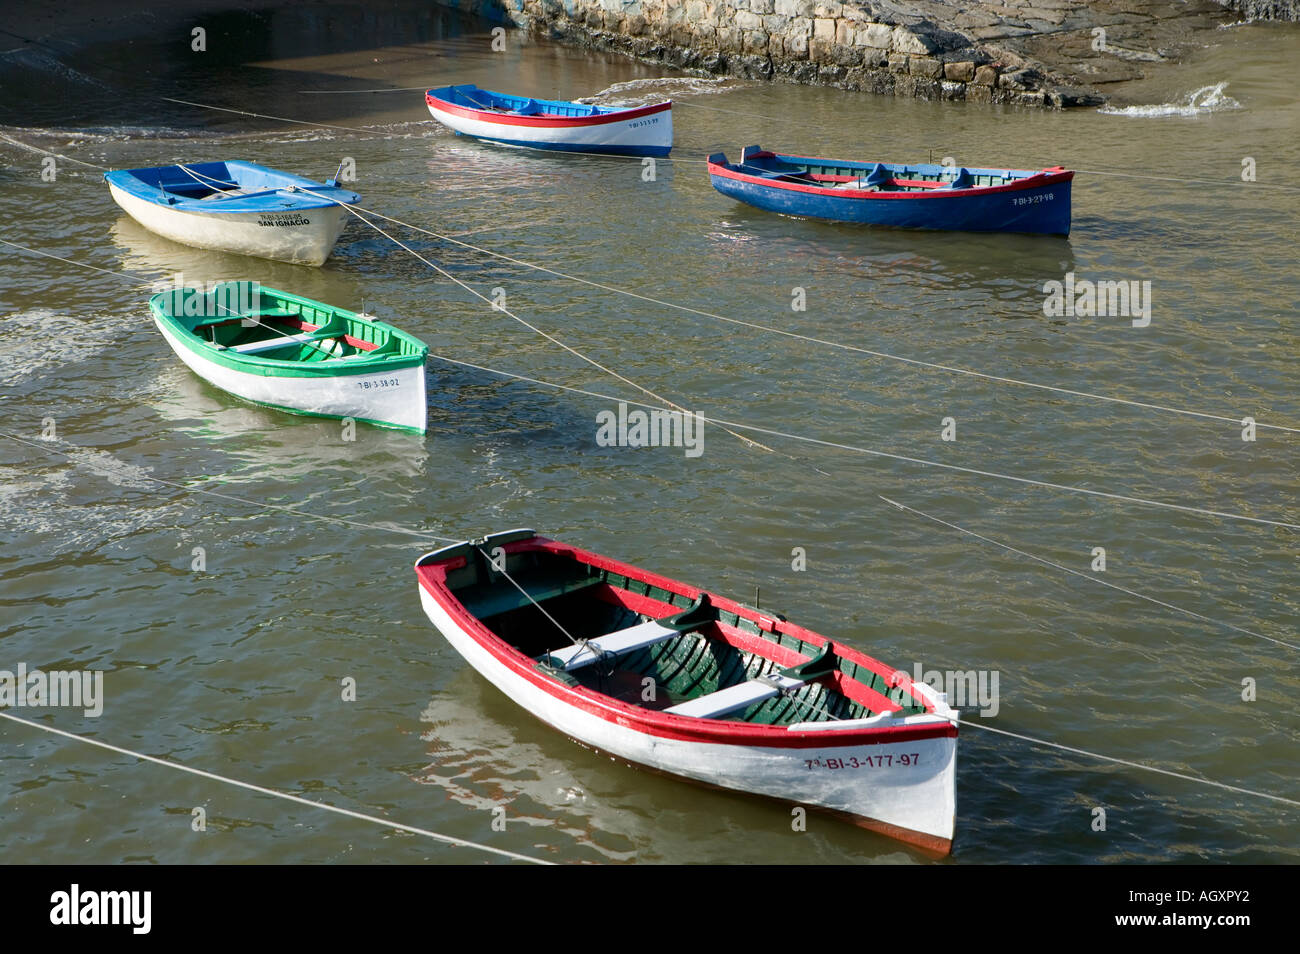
left=357, top=378, right=401, bottom=390
left=257, top=214, right=313, bottom=227
left=627, top=117, right=662, bottom=129
left=1011, top=193, right=1054, bottom=206
left=805, top=753, right=920, bottom=771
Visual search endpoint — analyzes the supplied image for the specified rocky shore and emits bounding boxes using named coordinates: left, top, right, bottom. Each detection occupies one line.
left=449, top=0, right=1272, bottom=107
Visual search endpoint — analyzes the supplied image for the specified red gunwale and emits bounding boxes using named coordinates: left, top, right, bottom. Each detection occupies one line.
left=426, top=92, right=671, bottom=128
left=416, top=535, right=958, bottom=749
left=708, top=156, right=1074, bottom=200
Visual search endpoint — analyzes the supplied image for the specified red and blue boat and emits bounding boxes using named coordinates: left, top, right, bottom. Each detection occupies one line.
left=708, top=145, right=1073, bottom=235
left=425, top=84, right=672, bottom=157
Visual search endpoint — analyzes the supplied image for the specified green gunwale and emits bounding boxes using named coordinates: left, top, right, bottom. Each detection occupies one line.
left=149, top=281, right=428, bottom=379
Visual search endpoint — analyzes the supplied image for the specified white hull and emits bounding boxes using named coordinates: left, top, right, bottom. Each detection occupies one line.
left=109, top=183, right=348, bottom=266
left=426, top=103, right=672, bottom=155
left=419, top=587, right=957, bottom=848
left=155, top=320, right=427, bottom=432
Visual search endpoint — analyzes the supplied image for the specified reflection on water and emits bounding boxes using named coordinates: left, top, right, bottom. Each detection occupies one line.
left=1, top=2, right=1296, bottom=865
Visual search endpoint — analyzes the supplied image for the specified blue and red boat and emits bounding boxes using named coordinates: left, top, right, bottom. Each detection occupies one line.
left=707, top=145, right=1073, bottom=235
left=426, top=85, right=672, bottom=157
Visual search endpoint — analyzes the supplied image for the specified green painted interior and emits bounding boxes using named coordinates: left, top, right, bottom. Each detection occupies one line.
left=446, top=546, right=928, bottom=725
left=148, top=281, right=428, bottom=375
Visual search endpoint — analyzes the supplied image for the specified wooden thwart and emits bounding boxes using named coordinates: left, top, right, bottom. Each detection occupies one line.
left=664, top=671, right=805, bottom=719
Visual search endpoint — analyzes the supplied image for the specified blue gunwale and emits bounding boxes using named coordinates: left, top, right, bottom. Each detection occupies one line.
left=427, top=84, right=623, bottom=119
left=707, top=145, right=1073, bottom=235
left=103, top=160, right=360, bottom=214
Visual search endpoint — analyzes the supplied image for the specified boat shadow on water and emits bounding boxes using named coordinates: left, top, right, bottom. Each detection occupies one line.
left=150, top=367, right=431, bottom=480
left=419, top=669, right=934, bottom=864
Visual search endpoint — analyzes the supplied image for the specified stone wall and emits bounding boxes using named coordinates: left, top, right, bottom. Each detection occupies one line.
left=1218, top=0, right=1300, bottom=18
left=487, top=0, right=1095, bottom=106
left=435, top=0, right=1253, bottom=108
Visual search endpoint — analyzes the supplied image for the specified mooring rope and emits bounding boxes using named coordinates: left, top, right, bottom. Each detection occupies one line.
left=317, top=203, right=1300, bottom=437
left=878, top=495, right=1296, bottom=651
left=289, top=185, right=774, bottom=454
left=2, top=238, right=1294, bottom=533
left=0, top=711, right=553, bottom=864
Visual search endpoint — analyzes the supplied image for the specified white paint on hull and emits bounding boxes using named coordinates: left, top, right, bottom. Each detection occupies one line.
left=419, top=587, right=957, bottom=845
left=426, top=103, right=672, bottom=154
left=109, top=184, right=348, bottom=266
left=155, top=320, right=427, bottom=432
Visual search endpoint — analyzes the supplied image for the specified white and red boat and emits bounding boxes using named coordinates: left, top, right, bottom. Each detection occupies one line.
left=424, top=85, right=672, bottom=156
left=414, top=529, right=959, bottom=854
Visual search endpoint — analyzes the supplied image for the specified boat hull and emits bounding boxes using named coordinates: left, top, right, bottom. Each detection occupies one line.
left=709, top=158, right=1072, bottom=235
left=417, top=583, right=957, bottom=853
left=109, top=183, right=349, bottom=265
left=425, top=96, right=672, bottom=157
left=154, top=317, right=427, bottom=432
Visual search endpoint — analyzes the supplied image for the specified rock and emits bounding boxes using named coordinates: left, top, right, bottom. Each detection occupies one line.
left=891, top=25, right=940, bottom=54
left=775, top=0, right=815, bottom=16
left=888, top=51, right=910, bottom=72
left=862, top=47, right=888, bottom=68
left=813, top=18, right=836, bottom=41
left=944, top=60, right=976, bottom=82
left=862, top=22, right=894, bottom=49
left=999, top=67, right=1041, bottom=90
left=973, top=64, right=999, bottom=86
left=941, top=80, right=967, bottom=100
left=909, top=55, right=943, bottom=77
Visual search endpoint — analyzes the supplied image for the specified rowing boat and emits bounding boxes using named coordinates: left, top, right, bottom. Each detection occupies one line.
left=105, top=161, right=360, bottom=265
left=415, top=529, right=959, bottom=853
left=708, top=145, right=1073, bottom=235
left=149, top=282, right=429, bottom=433
left=425, top=85, right=672, bottom=157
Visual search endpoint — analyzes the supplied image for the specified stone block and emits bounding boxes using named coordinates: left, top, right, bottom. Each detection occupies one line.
left=943, top=60, right=975, bottom=82
left=909, top=55, right=942, bottom=77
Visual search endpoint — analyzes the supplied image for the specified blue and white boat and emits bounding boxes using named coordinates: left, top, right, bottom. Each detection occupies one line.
left=104, top=161, right=361, bottom=265
left=708, top=145, right=1073, bottom=235
left=425, top=84, right=672, bottom=157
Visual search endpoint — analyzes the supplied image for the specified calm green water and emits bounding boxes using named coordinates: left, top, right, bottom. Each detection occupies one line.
left=1, top=6, right=1296, bottom=864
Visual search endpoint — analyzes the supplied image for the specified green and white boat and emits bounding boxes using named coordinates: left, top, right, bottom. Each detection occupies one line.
left=148, top=282, right=429, bottom=433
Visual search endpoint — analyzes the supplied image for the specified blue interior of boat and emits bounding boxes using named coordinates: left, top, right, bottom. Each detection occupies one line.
left=725, top=146, right=1037, bottom=189
left=104, top=160, right=360, bottom=212
left=430, top=84, right=611, bottom=118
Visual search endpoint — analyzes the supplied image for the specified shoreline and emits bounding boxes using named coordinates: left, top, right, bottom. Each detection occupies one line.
left=1, top=0, right=1293, bottom=116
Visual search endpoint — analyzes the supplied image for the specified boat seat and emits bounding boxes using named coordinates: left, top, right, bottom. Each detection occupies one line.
left=863, top=162, right=892, bottom=188
left=541, top=593, right=717, bottom=672
left=946, top=167, right=975, bottom=189
left=226, top=329, right=337, bottom=354
left=664, top=641, right=841, bottom=720
left=227, top=313, right=349, bottom=354
left=664, top=671, right=806, bottom=719
left=511, top=99, right=543, bottom=116
left=544, top=619, right=682, bottom=671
